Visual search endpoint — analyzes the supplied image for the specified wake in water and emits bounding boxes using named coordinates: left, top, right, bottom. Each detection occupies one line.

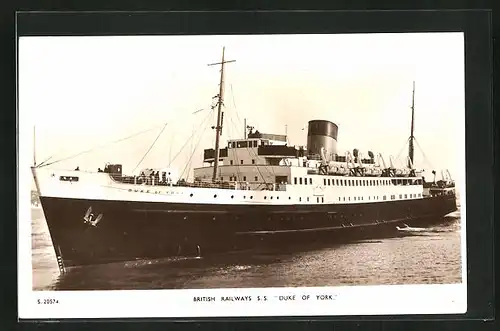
left=396, top=218, right=460, bottom=235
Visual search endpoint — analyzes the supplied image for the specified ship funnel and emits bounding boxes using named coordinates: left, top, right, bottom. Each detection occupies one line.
left=306, top=120, right=338, bottom=160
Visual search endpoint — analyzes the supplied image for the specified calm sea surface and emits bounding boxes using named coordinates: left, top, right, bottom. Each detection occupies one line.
left=30, top=206, right=462, bottom=291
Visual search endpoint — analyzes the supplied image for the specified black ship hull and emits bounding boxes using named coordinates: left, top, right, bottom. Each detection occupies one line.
left=38, top=194, right=458, bottom=270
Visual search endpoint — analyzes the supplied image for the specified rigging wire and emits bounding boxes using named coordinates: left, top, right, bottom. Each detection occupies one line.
left=226, top=116, right=244, bottom=183
left=169, top=108, right=215, bottom=168
left=179, top=109, right=215, bottom=180
left=39, top=122, right=169, bottom=168
left=413, top=138, right=435, bottom=170
left=184, top=109, right=215, bottom=180
left=229, top=83, right=275, bottom=185
left=132, top=121, right=169, bottom=173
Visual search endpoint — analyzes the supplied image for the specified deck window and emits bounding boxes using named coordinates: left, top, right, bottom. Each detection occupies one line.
left=252, top=159, right=255, bottom=164
left=299, top=178, right=303, bottom=185
left=304, top=178, right=308, bottom=185
left=309, top=178, right=312, bottom=184
left=294, top=177, right=297, bottom=185
left=230, top=160, right=233, bottom=165
left=254, top=176, right=258, bottom=182
left=404, top=194, right=407, bottom=198
left=324, top=179, right=327, bottom=185
left=328, top=179, right=331, bottom=185
left=336, top=179, right=339, bottom=185
left=240, top=160, right=243, bottom=165
left=383, top=195, right=386, bottom=200
left=243, top=176, right=247, bottom=181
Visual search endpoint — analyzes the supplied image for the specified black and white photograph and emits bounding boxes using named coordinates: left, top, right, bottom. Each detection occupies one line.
left=18, top=32, right=466, bottom=319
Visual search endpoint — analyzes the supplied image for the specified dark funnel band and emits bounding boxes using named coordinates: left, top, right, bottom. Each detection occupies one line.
left=307, top=120, right=338, bottom=140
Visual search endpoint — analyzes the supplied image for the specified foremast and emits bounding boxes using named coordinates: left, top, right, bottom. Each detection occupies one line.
left=408, top=81, right=415, bottom=169
left=208, top=47, right=235, bottom=182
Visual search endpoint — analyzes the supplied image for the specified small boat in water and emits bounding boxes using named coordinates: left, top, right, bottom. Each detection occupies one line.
left=31, top=47, right=457, bottom=273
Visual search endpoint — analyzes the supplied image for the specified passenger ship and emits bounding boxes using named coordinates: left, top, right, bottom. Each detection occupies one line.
left=31, top=48, right=457, bottom=272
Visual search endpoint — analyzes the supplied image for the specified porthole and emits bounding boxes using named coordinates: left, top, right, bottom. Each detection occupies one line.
left=231, top=195, right=234, bottom=199
left=289, top=197, right=291, bottom=200
left=214, top=194, right=217, bottom=198
left=190, top=193, right=193, bottom=197
left=250, top=196, right=253, bottom=199
left=270, top=196, right=273, bottom=200
left=264, top=196, right=267, bottom=200
left=276, top=196, right=279, bottom=200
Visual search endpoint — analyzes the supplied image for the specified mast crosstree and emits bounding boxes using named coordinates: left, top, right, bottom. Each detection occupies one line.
left=208, top=46, right=236, bottom=182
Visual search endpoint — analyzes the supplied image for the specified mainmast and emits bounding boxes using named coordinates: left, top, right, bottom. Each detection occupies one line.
left=208, top=47, right=235, bottom=181
left=33, top=126, right=36, bottom=167
left=408, top=81, right=415, bottom=169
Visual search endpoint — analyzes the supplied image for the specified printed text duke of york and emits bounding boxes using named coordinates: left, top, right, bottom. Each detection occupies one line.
left=193, top=294, right=338, bottom=302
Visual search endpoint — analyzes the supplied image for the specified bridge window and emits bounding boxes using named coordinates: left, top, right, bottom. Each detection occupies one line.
left=253, top=141, right=258, bottom=147
left=322, top=197, right=324, bottom=203
left=317, top=197, right=320, bottom=203
left=230, top=160, right=233, bottom=165
left=243, top=176, right=247, bottom=181
left=307, top=197, right=310, bottom=202
left=404, top=194, right=408, bottom=198
left=240, top=160, right=243, bottom=165
left=252, top=159, right=255, bottom=164
left=328, top=179, right=331, bottom=185
left=220, top=177, right=224, bottom=181
left=399, top=194, right=402, bottom=199
left=299, top=197, right=302, bottom=202
left=309, top=178, right=312, bottom=184
left=254, top=176, right=258, bottom=182
left=354, top=197, right=357, bottom=201
left=324, top=178, right=326, bottom=185
left=294, top=177, right=297, bottom=184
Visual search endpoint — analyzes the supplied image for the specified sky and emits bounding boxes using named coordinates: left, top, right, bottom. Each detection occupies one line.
left=19, top=32, right=465, bottom=188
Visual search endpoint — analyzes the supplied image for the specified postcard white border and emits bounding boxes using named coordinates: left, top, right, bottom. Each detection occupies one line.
left=18, top=32, right=467, bottom=319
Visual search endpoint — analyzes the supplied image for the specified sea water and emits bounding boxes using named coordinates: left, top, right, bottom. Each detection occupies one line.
left=30, top=206, right=462, bottom=291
